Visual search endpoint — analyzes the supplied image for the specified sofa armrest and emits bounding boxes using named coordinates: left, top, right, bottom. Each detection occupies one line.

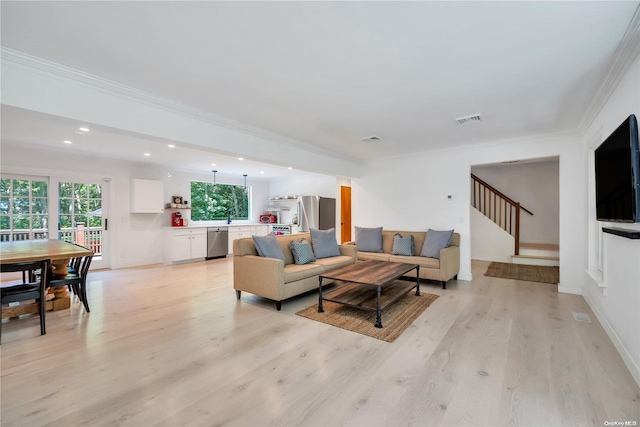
left=233, top=255, right=285, bottom=301
left=439, top=245, right=460, bottom=281
left=339, top=244, right=357, bottom=262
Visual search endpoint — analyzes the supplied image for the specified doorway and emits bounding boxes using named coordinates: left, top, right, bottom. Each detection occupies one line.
left=57, top=179, right=109, bottom=269
left=340, top=185, right=351, bottom=243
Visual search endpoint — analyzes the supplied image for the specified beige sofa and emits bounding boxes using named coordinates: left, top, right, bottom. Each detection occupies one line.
left=347, top=230, right=460, bottom=289
left=233, top=232, right=356, bottom=310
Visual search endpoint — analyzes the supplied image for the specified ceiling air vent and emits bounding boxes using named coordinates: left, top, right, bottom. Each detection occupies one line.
left=455, top=114, right=482, bottom=125
left=361, top=135, right=383, bottom=142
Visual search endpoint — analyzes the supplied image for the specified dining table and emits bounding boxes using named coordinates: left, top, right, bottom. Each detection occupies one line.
left=0, top=239, right=93, bottom=317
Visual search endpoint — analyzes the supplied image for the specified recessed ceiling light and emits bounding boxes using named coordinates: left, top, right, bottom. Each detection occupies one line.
left=260, top=171, right=265, bottom=174
left=144, top=153, right=151, bottom=156
left=79, top=127, right=90, bottom=132
left=211, top=163, right=216, bottom=166
left=238, top=157, right=244, bottom=161
left=63, top=140, right=73, bottom=144
left=288, top=167, right=293, bottom=170
left=168, top=144, right=175, bottom=148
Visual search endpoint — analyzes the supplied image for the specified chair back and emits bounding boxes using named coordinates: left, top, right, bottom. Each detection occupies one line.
left=79, top=254, right=93, bottom=278
left=1, top=259, right=49, bottom=280
left=1, top=259, right=50, bottom=340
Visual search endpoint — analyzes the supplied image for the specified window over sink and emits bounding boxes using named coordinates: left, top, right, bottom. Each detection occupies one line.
left=190, top=181, right=250, bottom=221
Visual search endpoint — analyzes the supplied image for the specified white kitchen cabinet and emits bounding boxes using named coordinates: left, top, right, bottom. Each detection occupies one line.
left=164, top=228, right=207, bottom=264
left=251, top=225, right=269, bottom=237
left=227, top=225, right=268, bottom=254
left=131, top=179, right=164, bottom=213
left=228, top=226, right=250, bottom=254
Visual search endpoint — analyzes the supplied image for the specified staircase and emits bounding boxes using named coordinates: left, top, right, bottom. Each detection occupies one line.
left=471, top=174, right=559, bottom=265
left=513, top=242, right=560, bottom=266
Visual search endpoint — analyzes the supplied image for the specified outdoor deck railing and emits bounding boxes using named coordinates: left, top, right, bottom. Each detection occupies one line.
left=0, top=228, right=102, bottom=256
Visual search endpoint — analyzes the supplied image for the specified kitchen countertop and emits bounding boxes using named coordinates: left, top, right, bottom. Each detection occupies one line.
left=163, top=223, right=293, bottom=230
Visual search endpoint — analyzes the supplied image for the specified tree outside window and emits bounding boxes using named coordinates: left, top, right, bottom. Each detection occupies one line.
left=190, top=181, right=249, bottom=221
left=0, top=177, right=49, bottom=241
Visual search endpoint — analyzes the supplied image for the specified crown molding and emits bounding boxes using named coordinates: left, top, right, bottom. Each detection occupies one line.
left=0, top=47, right=362, bottom=166
left=578, top=4, right=640, bottom=135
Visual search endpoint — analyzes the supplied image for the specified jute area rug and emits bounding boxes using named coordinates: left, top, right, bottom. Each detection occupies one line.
left=296, top=292, right=439, bottom=342
left=484, top=262, right=559, bottom=284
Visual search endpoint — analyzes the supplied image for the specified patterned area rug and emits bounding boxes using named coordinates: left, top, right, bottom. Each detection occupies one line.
left=484, top=262, right=559, bottom=284
left=296, top=292, right=439, bottom=342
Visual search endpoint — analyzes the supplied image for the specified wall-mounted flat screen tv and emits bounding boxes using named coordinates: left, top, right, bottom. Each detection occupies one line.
left=595, top=114, right=639, bottom=222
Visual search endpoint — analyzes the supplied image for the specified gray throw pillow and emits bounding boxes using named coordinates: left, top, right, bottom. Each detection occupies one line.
left=252, top=233, right=285, bottom=261
left=391, top=233, right=414, bottom=256
left=310, top=228, right=341, bottom=259
left=290, top=238, right=316, bottom=265
left=354, top=226, right=383, bottom=253
left=420, top=229, right=454, bottom=259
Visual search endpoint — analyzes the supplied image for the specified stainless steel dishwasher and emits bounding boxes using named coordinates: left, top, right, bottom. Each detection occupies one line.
left=207, top=227, right=229, bottom=259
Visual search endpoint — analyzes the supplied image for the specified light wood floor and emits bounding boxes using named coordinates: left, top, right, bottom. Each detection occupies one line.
left=1, top=259, right=638, bottom=427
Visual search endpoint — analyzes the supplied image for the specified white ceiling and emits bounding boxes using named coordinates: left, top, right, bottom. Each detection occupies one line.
left=1, top=1, right=639, bottom=172
left=0, top=106, right=304, bottom=179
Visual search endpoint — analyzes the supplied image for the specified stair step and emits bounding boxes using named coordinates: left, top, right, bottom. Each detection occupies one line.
left=512, top=254, right=560, bottom=267
left=520, top=242, right=559, bottom=251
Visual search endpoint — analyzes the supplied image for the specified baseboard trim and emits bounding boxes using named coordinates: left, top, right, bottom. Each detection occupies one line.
left=471, top=256, right=512, bottom=263
left=558, top=284, right=582, bottom=295
left=583, top=290, right=640, bottom=388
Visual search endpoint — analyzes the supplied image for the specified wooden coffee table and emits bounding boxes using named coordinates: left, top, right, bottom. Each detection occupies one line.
left=318, top=260, right=420, bottom=328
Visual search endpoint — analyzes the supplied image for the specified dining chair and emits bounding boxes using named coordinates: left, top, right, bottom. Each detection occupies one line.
left=47, top=254, right=93, bottom=312
left=1, top=259, right=50, bottom=343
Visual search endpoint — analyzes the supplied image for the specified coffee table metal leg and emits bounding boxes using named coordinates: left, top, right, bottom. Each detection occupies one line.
left=415, top=265, right=420, bottom=296
left=375, top=285, right=383, bottom=328
left=318, top=277, right=324, bottom=313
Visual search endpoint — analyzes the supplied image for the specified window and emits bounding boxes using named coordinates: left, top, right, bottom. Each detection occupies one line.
left=190, top=181, right=249, bottom=221
left=58, top=182, right=103, bottom=230
left=0, top=176, right=49, bottom=241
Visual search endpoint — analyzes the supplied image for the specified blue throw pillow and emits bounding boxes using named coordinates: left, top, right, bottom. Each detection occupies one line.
left=391, top=233, right=414, bottom=256
left=310, top=228, right=341, bottom=259
left=354, top=226, right=383, bottom=253
left=252, top=233, right=285, bottom=261
left=420, top=229, right=454, bottom=259
left=290, top=238, right=316, bottom=265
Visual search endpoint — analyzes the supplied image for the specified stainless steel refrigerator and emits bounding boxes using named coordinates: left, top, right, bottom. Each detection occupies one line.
left=298, top=196, right=336, bottom=232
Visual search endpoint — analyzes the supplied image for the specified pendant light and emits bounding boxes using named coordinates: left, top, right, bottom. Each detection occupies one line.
left=212, top=170, right=218, bottom=190
left=243, top=174, right=248, bottom=192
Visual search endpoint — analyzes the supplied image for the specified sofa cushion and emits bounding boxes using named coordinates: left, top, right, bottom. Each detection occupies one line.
left=283, top=263, right=325, bottom=283
left=420, top=229, right=454, bottom=259
left=252, top=233, right=285, bottom=261
left=310, top=228, right=341, bottom=259
left=290, top=238, right=316, bottom=265
left=358, top=251, right=391, bottom=262
left=391, top=233, right=414, bottom=256
left=355, top=226, right=383, bottom=253
left=314, top=255, right=355, bottom=271
left=390, top=255, right=440, bottom=269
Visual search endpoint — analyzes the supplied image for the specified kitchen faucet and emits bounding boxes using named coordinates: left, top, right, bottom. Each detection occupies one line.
left=227, top=208, right=233, bottom=224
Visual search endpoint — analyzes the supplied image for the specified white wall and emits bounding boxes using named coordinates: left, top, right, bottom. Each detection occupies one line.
left=268, top=173, right=338, bottom=199
left=582, top=53, right=640, bottom=386
left=352, top=133, right=585, bottom=286
left=0, top=142, right=271, bottom=269
left=472, top=159, right=559, bottom=245
left=470, top=206, right=515, bottom=263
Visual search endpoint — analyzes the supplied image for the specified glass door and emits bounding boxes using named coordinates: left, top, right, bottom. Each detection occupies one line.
left=58, top=180, right=109, bottom=269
